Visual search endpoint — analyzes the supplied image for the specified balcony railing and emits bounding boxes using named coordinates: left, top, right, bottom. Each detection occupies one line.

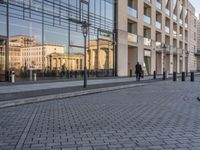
left=185, top=36, right=188, bottom=41
left=173, top=30, right=177, bottom=37
left=144, top=38, right=152, bottom=46
left=156, top=41, right=161, bottom=48
left=179, top=34, right=183, bottom=39
left=179, top=49, right=183, bottom=55
left=156, top=2, right=161, bottom=10
left=128, top=33, right=138, bottom=43
left=156, top=21, right=161, bottom=29
left=146, top=0, right=151, bottom=3
left=185, top=23, right=188, bottom=28
left=144, top=15, right=151, bottom=24
left=166, top=9, right=170, bottom=16
left=173, top=15, right=177, bottom=21
left=165, top=26, right=170, bottom=33
left=179, top=19, right=183, bottom=25
left=172, top=47, right=177, bottom=53
left=128, top=7, right=137, bottom=18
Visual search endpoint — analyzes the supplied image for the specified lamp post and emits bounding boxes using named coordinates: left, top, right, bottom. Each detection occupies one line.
left=112, top=30, right=117, bottom=76
left=81, top=21, right=89, bottom=88
left=162, top=44, right=167, bottom=80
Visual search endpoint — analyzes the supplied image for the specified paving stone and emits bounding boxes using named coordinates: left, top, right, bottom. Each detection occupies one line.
left=1, top=81, right=200, bottom=150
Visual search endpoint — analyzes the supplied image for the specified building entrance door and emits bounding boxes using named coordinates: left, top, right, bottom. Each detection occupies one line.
left=0, top=38, right=6, bottom=81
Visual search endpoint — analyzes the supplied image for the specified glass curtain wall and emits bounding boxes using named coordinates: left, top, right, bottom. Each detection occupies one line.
left=0, top=0, right=114, bottom=81
left=0, top=1, right=7, bottom=81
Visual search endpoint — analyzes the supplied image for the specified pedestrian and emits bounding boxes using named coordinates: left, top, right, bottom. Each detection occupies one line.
left=135, top=62, right=142, bottom=81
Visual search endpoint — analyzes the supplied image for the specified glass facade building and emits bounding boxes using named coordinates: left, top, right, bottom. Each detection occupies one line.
left=0, top=0, right=115, bottom=81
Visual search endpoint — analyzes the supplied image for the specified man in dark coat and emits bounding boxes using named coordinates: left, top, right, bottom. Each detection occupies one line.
left=135, top=62, right=142, bottom=81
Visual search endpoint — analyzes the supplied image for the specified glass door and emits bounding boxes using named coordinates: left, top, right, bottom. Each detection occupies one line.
left=0, top=38, right=6, bottom=81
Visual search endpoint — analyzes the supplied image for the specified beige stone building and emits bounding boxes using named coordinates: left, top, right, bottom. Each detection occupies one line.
left=21, top=44, right=65, bottom=70
left=197, top=14, right=200, bottom=71
left=117, top=0, right=197, bottom=76
left=9, top=35, right=65, bottom=71
left=9, top=36, right=37, bottom=71
left=9, top=35, right=36, bottom=47
left=187, top=2, right=197, bottom=72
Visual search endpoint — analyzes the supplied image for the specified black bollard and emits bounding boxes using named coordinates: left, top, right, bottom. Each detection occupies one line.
left=153, top=71, right=156, bottom=80
left=163, top=71, right=166, bottom=80
left=67, top=70, right=70, bottom=78
left=95, top=70, right=98, bottom=77
left=130, top=70, right=132, bottom=77
left=173, top=72, right=177, bottom=81
left=75, top=71, right=77, bottom=78
left=182, top=72, right=185, bottom=81
left=191, top=72, right=194, bottom=82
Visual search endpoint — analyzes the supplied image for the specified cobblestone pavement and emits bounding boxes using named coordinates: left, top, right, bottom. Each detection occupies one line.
left=1, top=81, right=200, bottom=150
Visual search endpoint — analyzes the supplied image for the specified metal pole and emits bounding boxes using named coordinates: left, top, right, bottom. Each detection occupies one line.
left=84, top=35, right=87, bottom=88
left=163, top=51, right=166, bottom=80
left=186, top=55, right=189, bottom=76
left=162, top=45, right=167, bottom=80
left=191, top=72, right=194, bottom=82
left=182, top=72, right=185, bottom=81
left=153, top=71, right=156, bottom=80
left=173, top=72, right=177, bottom=81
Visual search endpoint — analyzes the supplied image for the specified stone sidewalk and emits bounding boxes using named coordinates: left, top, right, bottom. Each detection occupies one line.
left=0, top=74, right=199, bottom=109
left=0, top=77, right=154, bottom=94
left=1, top=81, right=200, bottom=150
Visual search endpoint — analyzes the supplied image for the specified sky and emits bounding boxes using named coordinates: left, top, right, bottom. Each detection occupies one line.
left=190, top=0, right=200, bottom=18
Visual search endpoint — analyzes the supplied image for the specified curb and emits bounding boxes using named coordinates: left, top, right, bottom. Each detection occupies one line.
left=0, top=83, right=146, bottom=109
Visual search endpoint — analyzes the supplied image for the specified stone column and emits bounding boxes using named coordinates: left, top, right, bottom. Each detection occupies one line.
left=117, top=0, right=128, bottom=76
left=150, top=0, right=156, bottom=75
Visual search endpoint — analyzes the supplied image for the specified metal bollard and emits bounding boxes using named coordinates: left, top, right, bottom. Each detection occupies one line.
left=75, top=71, right=77, bottom=78
left=166, top=71, right=168, bottom=79
left=29, top=69, right=33, bottom=81
left=33, top=73, right=37, bottom=81
left=153, top=71, right=156, bottom=80
left=163, top=71, right=166, bottom=80
left=11, top=74, right=15, bottom=83
left=87, top=71, right=89, bottom=78
left=191, top=72, right=194, bottom=82
left=182, top=72, right=185, bottom=81
left=173, top=72, right=177, bottom=81
left=130, top=70, right=132, bottom=77
left=95, top=71, right=98, bottom=77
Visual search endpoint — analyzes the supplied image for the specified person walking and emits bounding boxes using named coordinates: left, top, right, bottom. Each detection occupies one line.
left=135, top=62, right=142, bottom=81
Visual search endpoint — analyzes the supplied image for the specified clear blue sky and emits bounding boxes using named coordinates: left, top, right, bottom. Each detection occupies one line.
left=190, top=0, right=200, bottom=18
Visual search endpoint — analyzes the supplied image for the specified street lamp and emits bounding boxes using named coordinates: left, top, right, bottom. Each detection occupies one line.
left=81, top=21, right=89, bottom=88
left=112, top=30, right=117, bottom=76
left=162, top=44, right=167, bottom=80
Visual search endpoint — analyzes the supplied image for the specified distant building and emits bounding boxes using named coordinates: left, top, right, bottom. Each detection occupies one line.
left=21, top=44, right=65, bottom=70
left=9, top=35, right=65, bottom=71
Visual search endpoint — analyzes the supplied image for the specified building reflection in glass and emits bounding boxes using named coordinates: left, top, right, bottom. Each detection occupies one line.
left=0, top=0, right=114, bottom=80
